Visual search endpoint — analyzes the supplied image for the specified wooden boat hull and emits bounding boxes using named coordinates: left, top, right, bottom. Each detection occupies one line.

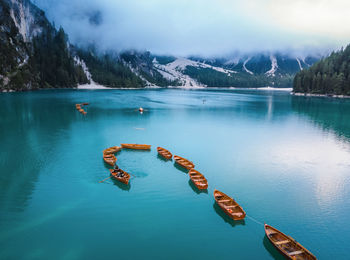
left=214, top=190, right=246, bottom=220
left=173, top=155, right=194, bottom=170
left=110, top=169, right=130, bottom=185
left=121, top=143, right=151, bottom=150
left=103, top=146, right=121, bottom=155
left=189, top=169, right=208, bottom=190
left=157, top=147, right=172, bottom=160
left=265, top=224, right=317, bottom=260
left=103, top=154, right=116, bottom=166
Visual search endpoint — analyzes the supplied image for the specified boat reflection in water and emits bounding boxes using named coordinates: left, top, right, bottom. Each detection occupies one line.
left=188, top=179, right=208, bottom=195
left=213, top=203, right=245, bottom=228
left=111, top=177, right=131, bottom=191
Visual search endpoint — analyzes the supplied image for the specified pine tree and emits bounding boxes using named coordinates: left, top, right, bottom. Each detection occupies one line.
left=293, top=44, right=350, bottom=95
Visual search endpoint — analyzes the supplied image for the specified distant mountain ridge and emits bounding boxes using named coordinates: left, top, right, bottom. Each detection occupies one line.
left=0, top=0, right=321, bottom=91
left=148, top=54, right=319, bottom=88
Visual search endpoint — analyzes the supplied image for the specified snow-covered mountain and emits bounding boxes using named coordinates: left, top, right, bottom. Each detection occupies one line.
left=145, top=54, right=319, bottom=88
left=188, top=53, right=319, bottom=77
left=152, top=57, right=239, bottom=87
left=1, top=0, right=321, bottom=90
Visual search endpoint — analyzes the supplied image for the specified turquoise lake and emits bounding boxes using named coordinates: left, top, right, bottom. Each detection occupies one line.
left=1, top=89, right=350, bottom=259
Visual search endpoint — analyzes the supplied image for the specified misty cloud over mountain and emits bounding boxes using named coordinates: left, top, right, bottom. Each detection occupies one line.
left=32, top=0, right=350, bottom=57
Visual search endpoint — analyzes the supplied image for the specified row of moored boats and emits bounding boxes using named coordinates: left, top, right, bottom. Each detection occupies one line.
left=75, top=102, right=89, bottom=115
left=102, top=144, right=316, bottom=260
left=102, top=144, right=151, bottom=185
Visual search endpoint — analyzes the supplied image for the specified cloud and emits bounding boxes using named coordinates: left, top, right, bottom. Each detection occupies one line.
left=33, top=0, right=350, bottom=56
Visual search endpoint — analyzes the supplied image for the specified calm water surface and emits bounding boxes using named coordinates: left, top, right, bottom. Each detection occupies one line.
left=0, top=89, right=350, bottom=259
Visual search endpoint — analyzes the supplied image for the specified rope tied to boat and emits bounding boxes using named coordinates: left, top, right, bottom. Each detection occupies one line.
left=246, top=214, right=264, bottom=226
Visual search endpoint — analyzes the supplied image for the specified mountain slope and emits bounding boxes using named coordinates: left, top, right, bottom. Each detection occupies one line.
left=0, top=0, right=321, bottom=90
left=0, top=0, right=88, bottom=90
left=293, top=45, right=350, bottom=95
left=149, top=54, right=319, bottom=88
left=76, top=48, right=146, bottom=88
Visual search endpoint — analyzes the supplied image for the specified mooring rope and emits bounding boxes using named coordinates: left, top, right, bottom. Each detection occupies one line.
left=246, top=214, right=264, bottom=226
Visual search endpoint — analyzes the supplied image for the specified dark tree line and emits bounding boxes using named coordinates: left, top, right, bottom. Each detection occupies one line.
left=293, top=45, right=350, bottom=95
left=28, top=26, right=88, bottom=89
left=77, top=49, right=145, bottom=88
left=184, top=66, right=293, bottom=88
left=0, top=0, right=88, bottom=90
left=4, top=26, right=88, bottom=90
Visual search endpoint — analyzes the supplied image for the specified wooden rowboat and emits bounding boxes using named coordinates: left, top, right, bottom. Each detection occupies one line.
left=103, top=146, right=121, bottom=155
left=103, top=153, right=116, bottom=159
left=157, top=147, right=172, bottom=160
left=173, top=155, right=194, bottom=170
left=121, top=143, right=151, bottom=150
left=79, top=109, right=84, bottom=113
left=265, top=224, right=316, bottom=260
left=109, top=169, right=130, bottom=185
left=189, top=169, right=208, bottom=189
left=213, top=189, right=246, bottom=220
left=103, top=154, right=116, bottom=166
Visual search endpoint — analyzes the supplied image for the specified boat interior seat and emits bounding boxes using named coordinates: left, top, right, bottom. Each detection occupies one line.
left=288, top=250, right=304, bottom=256
left=275, top=240, right=290, bottom=245
left=218, top=199, right=231, bottom=203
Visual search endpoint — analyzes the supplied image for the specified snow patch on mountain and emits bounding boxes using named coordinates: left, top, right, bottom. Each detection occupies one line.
left=243, top=58, right=254, bottom=75
left=75, top=57, right=109, bottom=89
left=207, top=64, right=237, bottom=75
left=302, top=58, right=310, bottom=67
left=123, top=61, right=157, bottom=87
left=265, top=55, right=278, bottom=76
left=296, top=58, right=303, bottom=71
left=153, top=57, right=238, bottom=87
left=153, top=58, right=203, bottom=87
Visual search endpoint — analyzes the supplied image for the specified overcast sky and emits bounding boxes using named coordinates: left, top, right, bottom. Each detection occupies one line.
left=33, top=0, right=350, bottom=57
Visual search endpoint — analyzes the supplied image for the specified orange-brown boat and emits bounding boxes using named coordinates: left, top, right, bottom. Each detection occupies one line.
left=82, top=102, right=89, bottom=106
left=103, top=154, right=117, bottom=166
left=103, top=146, right=121, bottom=155
left=213, top=189, right=246, bottom=220
left=157, top=147, right=172, bottom=160
left=265, top=224, right=316, bottom=260
left=82, top=111, right=87, bottom=115
left=189, top=169, right=208, bottom=189
left=121, top=143, right=151, bottom=150
left=173, top=155, right=194, bottom=170
left=79, top=108, right=84, bottom=113
left=109, top=169, right=130, bottom=185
